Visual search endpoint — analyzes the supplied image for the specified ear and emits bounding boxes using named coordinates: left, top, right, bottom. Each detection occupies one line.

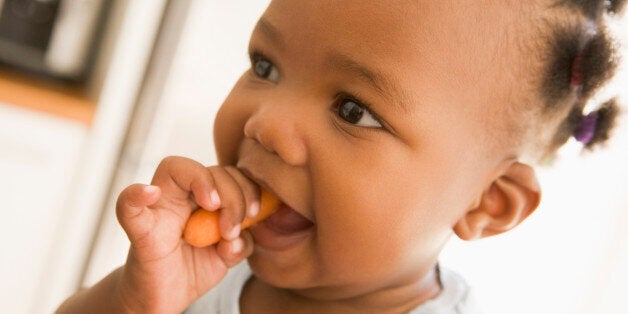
left=454, top=162, right=541, bottom=240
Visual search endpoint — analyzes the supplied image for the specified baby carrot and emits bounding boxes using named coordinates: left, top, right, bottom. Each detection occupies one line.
left=183, top=189, right=280, bottom=247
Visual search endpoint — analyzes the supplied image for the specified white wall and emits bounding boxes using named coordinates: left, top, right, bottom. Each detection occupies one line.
left=0, top=104, right=87, bottom=314
left=441, top=119, right=628, bottom=314
left=0, top=1, right=166, bottom=312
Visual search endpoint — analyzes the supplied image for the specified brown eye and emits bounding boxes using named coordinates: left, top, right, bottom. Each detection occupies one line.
left=252, top=56, right=279, bottom=82
left=337, top=98, right=382, bottom=128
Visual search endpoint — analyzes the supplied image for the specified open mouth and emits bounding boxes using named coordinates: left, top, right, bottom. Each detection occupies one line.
left=236, top=163, right=315, bottom=250
left=264, top=202, right=314, bottom=234
left=250, top=201, right=315, bottom=251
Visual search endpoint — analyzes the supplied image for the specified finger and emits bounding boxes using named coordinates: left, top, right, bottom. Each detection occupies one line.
left=215, top=230, right=255, bottom=268
left=207, top=166, right=247, bottom=240
left=152, top=156, right=219, bottom=211
left=224, top=166, right=261, bottom=219
left=116, top=184, right=161, bottom=243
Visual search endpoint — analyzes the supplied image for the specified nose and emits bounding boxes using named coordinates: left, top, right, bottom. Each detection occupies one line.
left=243, top=102, right=309, bottom=167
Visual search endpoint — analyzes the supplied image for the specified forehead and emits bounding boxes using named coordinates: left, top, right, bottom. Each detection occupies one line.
left=262, top=0, right=525, bottom=74
left=261, top=0, right=540, bottom=107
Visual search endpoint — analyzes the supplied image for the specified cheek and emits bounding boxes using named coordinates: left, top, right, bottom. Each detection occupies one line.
left=213, top=77, right=255, bottom=165
left=309, top=140, right=455, bottom=280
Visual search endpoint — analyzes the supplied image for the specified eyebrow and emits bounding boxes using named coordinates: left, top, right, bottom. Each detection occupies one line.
left=253, top=18, right=285, bottom=50
left=327, top=52, right=410, bottom=114
left=253, top=18, right=410, bottom=114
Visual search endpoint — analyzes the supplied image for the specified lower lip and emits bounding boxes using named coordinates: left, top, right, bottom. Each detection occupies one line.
left=249, top=204, right=315, bottom=251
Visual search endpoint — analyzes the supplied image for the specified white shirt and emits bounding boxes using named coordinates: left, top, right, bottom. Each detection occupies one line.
left=185, top=262, right=481, bottom=314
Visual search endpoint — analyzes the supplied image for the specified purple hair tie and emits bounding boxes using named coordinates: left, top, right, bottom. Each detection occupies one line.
left=573, top=111, right=599, bottom=145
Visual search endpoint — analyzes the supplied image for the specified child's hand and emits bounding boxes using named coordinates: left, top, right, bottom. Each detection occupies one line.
left=115, top=156, right=259, bottom=313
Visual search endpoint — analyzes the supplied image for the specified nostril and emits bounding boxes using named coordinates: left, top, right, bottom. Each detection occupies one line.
left=244, top=118, right=275, bottom=154
left=257, top=134, right=276, bottom=154
left=243, top=118, right=255, bottom=139
left=242, top=109, right=308, bottom=166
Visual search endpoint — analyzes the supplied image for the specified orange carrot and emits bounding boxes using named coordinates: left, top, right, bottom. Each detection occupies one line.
left=183, top=189, right=280, bottom=247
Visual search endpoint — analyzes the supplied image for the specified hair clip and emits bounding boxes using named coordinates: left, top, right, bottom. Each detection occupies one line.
left=570, top=52, right=584, bottom=88
left=569, top=52, right=584, bottom=88
left=573, top=111, right=599, bottom=145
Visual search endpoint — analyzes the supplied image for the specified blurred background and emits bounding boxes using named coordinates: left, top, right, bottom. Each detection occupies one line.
left=0, top=1, right=626, bottom=313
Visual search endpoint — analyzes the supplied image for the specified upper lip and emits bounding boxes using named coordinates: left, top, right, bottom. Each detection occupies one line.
left=238, top=166, right=277, bottom=200
left=237, top=165, right=315, bottom=223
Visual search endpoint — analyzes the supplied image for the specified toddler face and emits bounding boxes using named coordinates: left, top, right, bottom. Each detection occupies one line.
left=214, top=0, right=540, bottom=299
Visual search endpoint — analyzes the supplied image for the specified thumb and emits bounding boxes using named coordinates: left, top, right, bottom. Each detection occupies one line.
left=116, top=184, right=161, bottom=244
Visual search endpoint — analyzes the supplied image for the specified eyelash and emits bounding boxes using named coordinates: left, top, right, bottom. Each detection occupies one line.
left=332, top=93, right=384, bottom=128
left=249, top=51, right=277, bottom=78
left=249, top=51, right=263, bottom=67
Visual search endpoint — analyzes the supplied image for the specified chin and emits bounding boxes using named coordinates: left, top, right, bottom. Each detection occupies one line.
left=246, top=251, right=374, bottom=301
left=246, top=248, right=318, bottom=289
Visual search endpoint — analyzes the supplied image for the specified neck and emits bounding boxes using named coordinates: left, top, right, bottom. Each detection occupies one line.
left=240, top=266, right=442, bottom=314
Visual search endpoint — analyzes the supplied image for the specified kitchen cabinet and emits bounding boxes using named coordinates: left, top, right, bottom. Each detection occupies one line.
left=0, top=0, right=167, bottom=312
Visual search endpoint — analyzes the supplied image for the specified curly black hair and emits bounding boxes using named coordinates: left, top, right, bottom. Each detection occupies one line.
left=540, top=0, right=625, bottom=155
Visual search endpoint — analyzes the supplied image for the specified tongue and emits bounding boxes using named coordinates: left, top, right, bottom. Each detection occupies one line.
left=265, top=204, right=314, bottom=234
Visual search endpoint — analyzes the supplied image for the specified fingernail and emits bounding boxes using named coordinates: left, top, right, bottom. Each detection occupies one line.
left=248, top=202, right=259, bottom=217
left=231, top=237, right=244, bottom=254
left=144, top=185, right=158, bottom=194
left=228, top=224, right=241, bottom=240
left=210, top=190, right=221, bottom=207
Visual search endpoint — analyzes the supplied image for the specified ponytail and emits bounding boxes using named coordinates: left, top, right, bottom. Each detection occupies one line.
left=543, top=0, right=624, bottom=156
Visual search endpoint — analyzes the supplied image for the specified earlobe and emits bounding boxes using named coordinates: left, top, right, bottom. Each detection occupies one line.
left=454, top=162, right=541, bottom=241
